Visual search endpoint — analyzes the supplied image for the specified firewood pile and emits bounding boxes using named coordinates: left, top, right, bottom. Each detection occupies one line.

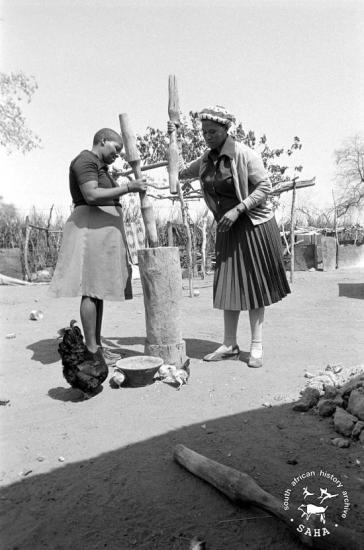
left=292, top=364, right=364, bottom=448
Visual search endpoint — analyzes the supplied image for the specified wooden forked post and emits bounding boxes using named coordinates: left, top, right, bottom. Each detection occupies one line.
left=168, top=74, right=180, bottom=195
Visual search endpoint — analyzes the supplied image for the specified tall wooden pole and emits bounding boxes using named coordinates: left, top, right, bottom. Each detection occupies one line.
left=289, top=179, right=298, bottom=284
left=119, top=113, right=158, bottom=248
left=332, top=189, right=339, bottom=269
left=168, top=75, right=180, bottom=195
left=24, top=216, right=31, bottom=281
left=200, top=209, right=208, bottom=279
left=177, top=183, right=194, bottom=297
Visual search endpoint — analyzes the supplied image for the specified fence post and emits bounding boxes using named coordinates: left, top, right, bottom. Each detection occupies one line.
left=167, top=221, right=174, bottom=247
left=289, top=178, right=298, bottom=283
left=177, top=184, right=194, bottom=297
left=24, top=216, right=31, bottom=281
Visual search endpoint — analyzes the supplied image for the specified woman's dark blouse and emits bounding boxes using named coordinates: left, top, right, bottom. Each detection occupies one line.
left=201, top=147, right=239, bottom=219
left=69, top=150, right=120, bottom=206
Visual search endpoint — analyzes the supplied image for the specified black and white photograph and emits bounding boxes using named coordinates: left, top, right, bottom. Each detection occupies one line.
left=0, top=1, right=363, bottom=548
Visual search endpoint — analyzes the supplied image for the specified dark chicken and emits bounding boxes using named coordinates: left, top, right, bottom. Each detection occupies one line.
left=58, top=320, right=108, bottom=396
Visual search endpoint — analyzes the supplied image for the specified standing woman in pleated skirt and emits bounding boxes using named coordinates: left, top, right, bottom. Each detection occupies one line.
left=49, top=128, right=147, bottom=365
left=168, top=106, right=290, bottom=368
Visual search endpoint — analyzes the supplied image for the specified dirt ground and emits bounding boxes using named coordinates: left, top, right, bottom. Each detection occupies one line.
left=0, top=268, right=364, bottom=550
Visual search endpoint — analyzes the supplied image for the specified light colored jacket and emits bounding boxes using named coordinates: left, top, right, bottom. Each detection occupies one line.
left=179, top=136, right=274, bottom=225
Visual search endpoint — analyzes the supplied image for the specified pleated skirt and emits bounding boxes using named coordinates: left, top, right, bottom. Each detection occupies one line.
left=48, top=205, right=132, bottom=301
left=213, top=214, right=290, bottom=311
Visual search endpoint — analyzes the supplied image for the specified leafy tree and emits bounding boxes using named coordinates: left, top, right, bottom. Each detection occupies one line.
left=0, top=71, right=41, bottom=154
left=334, top=135, right=364, bottom=218
left=131, top=111, right=302, bottom=203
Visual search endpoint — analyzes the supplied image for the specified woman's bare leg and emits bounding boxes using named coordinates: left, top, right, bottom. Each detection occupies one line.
left=249, top=306, right=264, bottom=358
left=223, top=309, right=240, bottom=348
left=95, top=299, right=103, bottom=347
left=80, top=296, right=98, bottom=353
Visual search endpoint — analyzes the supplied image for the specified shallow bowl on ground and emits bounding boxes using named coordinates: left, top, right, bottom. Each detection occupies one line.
left=115, top=356, right=164, bottom=387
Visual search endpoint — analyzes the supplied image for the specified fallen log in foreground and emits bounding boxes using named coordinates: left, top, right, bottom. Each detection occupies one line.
left=173, top=444, right=363, bottom=550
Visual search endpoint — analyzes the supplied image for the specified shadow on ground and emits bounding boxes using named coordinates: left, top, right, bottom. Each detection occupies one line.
left=109, top=336, right=251, bottom=363
left=338, top=283, right=364, bottom=299
left=1, top=402, right=363, bottom=550
left=27, top=335, right=252, bottom=368
left=26, top=338, right=60, bottom=365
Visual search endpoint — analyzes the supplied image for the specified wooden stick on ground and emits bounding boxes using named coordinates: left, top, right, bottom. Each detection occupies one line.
left=173, top=445, right=363, bottom=550
left=0, top=273, right=32, bottom=285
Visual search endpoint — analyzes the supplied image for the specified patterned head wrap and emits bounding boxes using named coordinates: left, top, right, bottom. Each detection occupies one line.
left=198, top=105, right=236, bottom=128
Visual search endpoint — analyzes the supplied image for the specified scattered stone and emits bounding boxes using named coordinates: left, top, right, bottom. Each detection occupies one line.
left=58, top=456, right=65, bottom=462
left=333, top=407, right=357, bottom=437
left=273, top=394, right=290, bottom=402
left=305, top=373, right=337, bottom=395
left=352, top=421, right=364, bottom=439
left=29, top=310, right=44, bottom=321
left=324, top=385, right=338, bottom=399
left=339, top=374, right=364, bottom=397
left=0, top=398, right=10, bottom=406
left=287, top=459, right=298, bottom=465
left=34, top=268, right=53, bottom=282
left=262, top=402, right=272, bottom=408
left=326, top=364, right=344, bottom=375
left=19, top=469, right=33, bottom=477
left=5, top=333, right=16, bottom=339
left=201, top=424, right=206, bottom=430
left=193, top=289, right=200, bottom=297
left=347, top=388, right=364, bottom=421
left=318, top=398, right=337, bottom=417
left=331, top=438, right=350, bottom=448
left=304, top=371, right=315, bottom=379
left=37, top=456, right=45, bottom=462
left=359, top=431, right=364, bottom=444
left=293, top=387, right=320, bottom=411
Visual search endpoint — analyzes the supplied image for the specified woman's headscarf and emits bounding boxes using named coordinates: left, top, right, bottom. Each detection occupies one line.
left=198, top=105, right=236, bottom=128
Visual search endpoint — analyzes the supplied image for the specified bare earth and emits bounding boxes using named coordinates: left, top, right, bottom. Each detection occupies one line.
left=0, top=268, right=364, bottom=550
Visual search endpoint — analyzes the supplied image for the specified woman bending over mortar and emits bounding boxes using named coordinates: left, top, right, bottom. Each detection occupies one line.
left=49, top=128, right=147, bottom=367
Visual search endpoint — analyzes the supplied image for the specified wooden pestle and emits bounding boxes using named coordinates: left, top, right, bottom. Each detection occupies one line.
left=119, top=113, right=158, bottom=248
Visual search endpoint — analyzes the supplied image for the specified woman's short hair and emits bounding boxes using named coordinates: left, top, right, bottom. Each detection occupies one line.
left=93, top=128, right=123, bottom=146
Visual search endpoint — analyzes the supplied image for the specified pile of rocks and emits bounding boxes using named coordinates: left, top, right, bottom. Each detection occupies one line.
left=292, top=364, right=364, bottom=448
